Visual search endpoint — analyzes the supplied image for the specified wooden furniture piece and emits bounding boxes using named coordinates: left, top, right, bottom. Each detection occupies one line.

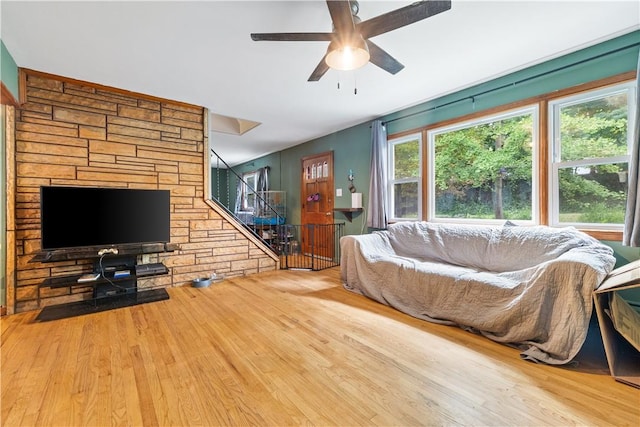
left=593, top=259, right=640, bottom=388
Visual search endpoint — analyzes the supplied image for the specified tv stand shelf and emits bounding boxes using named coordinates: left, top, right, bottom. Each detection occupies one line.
left=31, top=242, right=180, bottom=263
left=333, top=208, right=363, bottom=222
left=43, top=273, right=137, bottom=289
left=37, top=258, right=169, bottom=307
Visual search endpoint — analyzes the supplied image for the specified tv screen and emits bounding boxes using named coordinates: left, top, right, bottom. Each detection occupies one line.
left=40, top=186, right=171, bottom=251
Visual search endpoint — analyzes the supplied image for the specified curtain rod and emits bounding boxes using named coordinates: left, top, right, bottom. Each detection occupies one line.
left=381, top=41, right=640, bottom=127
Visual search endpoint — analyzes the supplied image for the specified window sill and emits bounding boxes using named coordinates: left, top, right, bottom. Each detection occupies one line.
left=579, top=229, right=622, bottom=242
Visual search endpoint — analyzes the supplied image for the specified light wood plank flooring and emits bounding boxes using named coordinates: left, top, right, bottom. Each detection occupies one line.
left=2, top=267, right=639, bottom=426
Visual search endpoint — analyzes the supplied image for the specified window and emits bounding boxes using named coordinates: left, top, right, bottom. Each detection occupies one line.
left=385, top=74, right=636, bottom=237
left=388, top=134, right=422, bottom=221
left=428, top=107, right=538, bottom=224
left=549, top=82, right=635, bottom=229
left=241, top=171, right=258, bottom=211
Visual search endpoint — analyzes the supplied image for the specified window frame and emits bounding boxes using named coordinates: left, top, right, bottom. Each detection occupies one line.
left=426, top=105, right=540, bottom=225
left=385, top=71, right=637, bottom=241
left=241, top=171, right=258, bottom=211
left=387, top=132, right=423, bottom=222
left=548, top=81, right=636, bottom=231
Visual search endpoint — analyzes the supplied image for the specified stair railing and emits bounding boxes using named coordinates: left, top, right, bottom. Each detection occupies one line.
left=210, top=148, right=284, bottom=246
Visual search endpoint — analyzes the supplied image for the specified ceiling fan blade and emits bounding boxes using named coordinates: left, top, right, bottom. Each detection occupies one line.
left=358, top=0, right=452, bottom=39
left=308, top=55, right=331, bottom=82
left=251, top=32, right=333, bottom=42
left=366, top=40, right=404, bottom=75
left=326, top=0, right=355, bottom=36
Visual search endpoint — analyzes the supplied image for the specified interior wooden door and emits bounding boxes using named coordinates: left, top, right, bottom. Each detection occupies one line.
left=301, top=151, right=334, bottom=259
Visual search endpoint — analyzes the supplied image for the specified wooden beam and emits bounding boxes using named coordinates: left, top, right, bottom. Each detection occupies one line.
left=19, top=68, right=203, bottom=110
left=0, top=82, right=19, bottom=107
left=4, top=105, right=16, bottom=315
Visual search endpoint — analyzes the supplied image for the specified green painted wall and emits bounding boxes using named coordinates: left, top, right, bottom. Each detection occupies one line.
left=210, top=168, right=231, bottom=207
left=279, top=122, right=371, bottom=236
left=1, top=40, right=20, bottom=100
left=384, top=31, right=639, bottom=135
left=226, top=122, right=370, bottom=236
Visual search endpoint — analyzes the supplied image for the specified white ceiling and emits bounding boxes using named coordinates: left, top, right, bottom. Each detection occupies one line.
left=2, top=1, right=639, bottom=166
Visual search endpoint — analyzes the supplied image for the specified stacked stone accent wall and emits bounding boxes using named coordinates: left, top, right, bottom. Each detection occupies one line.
left=10, top=70, right=276, bottom=313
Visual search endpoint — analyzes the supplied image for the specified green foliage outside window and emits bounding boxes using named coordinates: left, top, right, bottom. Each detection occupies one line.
left=390, top=85, right=631, bottom=225
left=557, top=91, right=629, bottom=224
left=392, top=140, right=420, bottom=218
left=393, top=140, right=420, bottom=179
left=433, top=113, right=534, bottom=220
left=559, top=94, right=628, bottom=161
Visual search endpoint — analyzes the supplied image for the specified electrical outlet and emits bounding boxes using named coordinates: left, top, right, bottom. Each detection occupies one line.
left=336, top=188, right=343, bottom=197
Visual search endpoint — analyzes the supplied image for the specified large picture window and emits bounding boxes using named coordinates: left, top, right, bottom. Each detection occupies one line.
left=549, top=82, right=635, bottom=229
left=386, top=74, right=636, bottom=238
left=388, top=134, right=422, bottom=221
left=428, top=107, right=538, bottom=224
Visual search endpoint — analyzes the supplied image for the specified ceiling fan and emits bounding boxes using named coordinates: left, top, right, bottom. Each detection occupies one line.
left=250, top=0, right=452, bottom=82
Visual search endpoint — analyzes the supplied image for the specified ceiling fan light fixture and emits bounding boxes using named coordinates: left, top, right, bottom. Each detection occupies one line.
left=325, top=37, right=369, bottom=71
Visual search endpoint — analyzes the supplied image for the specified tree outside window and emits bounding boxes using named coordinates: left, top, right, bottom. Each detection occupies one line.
left=550, top=83, right=633, bottom=227
left=384, top=76, right=635, bottom=234
left=429, top=108, right=537, bottom=222
left=388, top=135, right=421, bottom=220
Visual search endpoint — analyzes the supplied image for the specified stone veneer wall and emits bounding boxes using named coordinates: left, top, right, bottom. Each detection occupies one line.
left=9, top=70, right=277, bottom=313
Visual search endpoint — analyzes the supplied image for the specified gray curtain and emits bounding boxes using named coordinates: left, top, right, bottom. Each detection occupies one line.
left=623, top=52, right=640, bottom=247
left=367, top=120, right=388, bottom=229
left=254, top=166, right=270, bottom=215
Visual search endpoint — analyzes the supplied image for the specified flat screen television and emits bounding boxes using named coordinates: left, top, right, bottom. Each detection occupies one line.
left=40, top=186, right=171, bottom=251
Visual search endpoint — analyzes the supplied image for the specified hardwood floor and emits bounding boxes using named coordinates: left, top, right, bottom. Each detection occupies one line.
left=2, top=267, right=639, bottom=426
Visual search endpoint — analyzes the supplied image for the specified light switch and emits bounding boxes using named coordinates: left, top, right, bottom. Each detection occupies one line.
left=336, top=188, right=343, bottom=197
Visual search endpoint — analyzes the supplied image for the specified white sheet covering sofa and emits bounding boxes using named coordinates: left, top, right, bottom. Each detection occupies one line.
left=340, top=221, right=616, bottom=364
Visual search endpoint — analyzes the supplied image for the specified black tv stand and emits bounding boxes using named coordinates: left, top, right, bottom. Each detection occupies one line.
left=34, top=245, right=175, bottom=312
left=37, top=257, right=168, bottom=306
left=92, top=255, right=137, bottom=299
left=31, top=242, right=180, bottom=263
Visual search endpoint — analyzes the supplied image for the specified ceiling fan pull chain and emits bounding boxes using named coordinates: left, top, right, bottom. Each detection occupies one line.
left=354, top=74, right=358, bottom=95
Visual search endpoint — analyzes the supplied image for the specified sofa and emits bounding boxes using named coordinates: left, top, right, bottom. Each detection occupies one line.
left=340, top=221, right=616, bottom=364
